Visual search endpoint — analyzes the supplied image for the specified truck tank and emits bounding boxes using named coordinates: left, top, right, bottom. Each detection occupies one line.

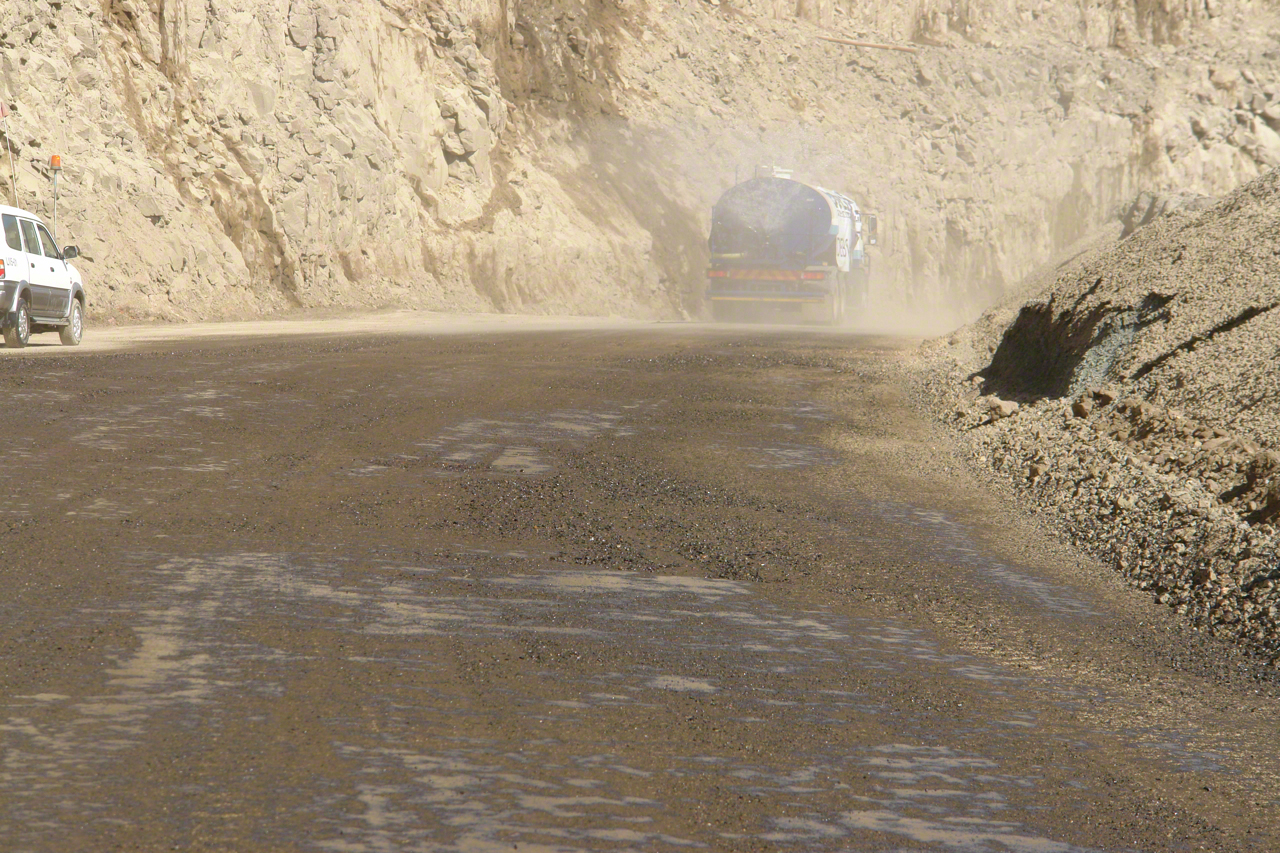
left=705, top=173, right=875, bottom=325
left=709, top=177, right=848, bottom=269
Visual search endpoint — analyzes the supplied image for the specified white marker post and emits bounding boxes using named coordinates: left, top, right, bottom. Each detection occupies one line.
left=1, top=102, right=15, bottom=207
left=50, top=155, right=61, bottom=240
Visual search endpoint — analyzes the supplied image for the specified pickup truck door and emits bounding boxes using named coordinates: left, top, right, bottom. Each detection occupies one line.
left=17, top=217, right=50, bottom=313
left=1, top=214, right=28, bottom=292
left=34, top=222, right=72, bottom=318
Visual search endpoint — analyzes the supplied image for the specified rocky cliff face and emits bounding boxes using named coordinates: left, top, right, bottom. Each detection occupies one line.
left=1, top=0, right=1277, bottom=324
left=1, top=0, right=687, bottom=320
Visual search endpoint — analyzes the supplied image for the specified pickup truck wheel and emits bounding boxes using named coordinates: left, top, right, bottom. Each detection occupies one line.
left=59, top=300, right=84, bottom=346
left=3, top=297, right=30, bottom=348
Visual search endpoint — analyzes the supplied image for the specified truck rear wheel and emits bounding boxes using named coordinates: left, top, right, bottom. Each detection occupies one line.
left=828, top=286, right=845, bottom=326
left=3, top=297, right=30, bottom=348
left=854, top=268, right=871, bottom=309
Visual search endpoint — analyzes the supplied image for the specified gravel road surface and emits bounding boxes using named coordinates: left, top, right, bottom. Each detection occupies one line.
left=1, top=318, right=1277, bottom=852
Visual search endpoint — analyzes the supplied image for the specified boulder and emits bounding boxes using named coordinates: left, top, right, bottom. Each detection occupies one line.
left=442, top=132, right=467, bottom=158
left=988, top=398, right=1019, bottom=420
left=288, top=12, right=317, bottom=50
left=1090, top=387, right=1119, bottom=406
left=1244, top=118, right=1280, bottom=168
left=454, top=103, right=491, bottom=155
left=1263, top=101, right=1280, bottom=130
left=1210, top=66, right=1242, bottom=91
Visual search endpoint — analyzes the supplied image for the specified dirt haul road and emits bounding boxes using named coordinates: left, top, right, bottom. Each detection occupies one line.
left=1, top=318, right=1278, bottom=852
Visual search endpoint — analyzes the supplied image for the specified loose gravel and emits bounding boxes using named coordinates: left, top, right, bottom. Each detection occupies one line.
left=919, top=169, right=1280, bottom=663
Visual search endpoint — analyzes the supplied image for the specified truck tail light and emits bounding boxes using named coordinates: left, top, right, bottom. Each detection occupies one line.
left=801, top=271, right=826, bottom=280
left=707, top=269, right=728, bottom=278
left=0, top=259, right=5, bottom=279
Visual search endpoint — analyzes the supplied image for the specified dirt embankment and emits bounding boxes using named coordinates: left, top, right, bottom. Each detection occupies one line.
left=923, top=167, right=1280, bottom=662
left=2, top=0, right=1280, bottom=324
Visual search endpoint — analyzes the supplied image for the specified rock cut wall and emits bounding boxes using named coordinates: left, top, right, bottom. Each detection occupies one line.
left=734, top=0, right=1232, bottom=47
left=0, top=0, right=1277, bottom=324
left=1, top=0, right=687, bottom=320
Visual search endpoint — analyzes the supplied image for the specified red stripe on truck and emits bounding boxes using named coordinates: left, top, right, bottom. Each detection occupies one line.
left=706, top=269, right=831, bottom=281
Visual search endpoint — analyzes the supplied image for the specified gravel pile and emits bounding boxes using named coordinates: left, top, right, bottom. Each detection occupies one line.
left=921, top=169, right=1280, bottom=661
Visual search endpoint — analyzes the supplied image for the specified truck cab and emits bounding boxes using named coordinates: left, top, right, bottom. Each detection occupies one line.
left=0, top=204, right=85, bottom=347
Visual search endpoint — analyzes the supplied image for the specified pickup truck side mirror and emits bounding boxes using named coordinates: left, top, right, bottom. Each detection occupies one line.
left=62, top=245, right=79, bottom=260
left=864, top=214, right=878, bottom=246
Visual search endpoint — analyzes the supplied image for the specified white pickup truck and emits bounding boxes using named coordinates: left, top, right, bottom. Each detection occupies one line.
left=0, top=204, right=85, bottom=347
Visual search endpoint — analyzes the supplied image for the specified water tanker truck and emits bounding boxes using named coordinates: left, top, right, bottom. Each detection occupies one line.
left=705, top=169, right=876, bottom=324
